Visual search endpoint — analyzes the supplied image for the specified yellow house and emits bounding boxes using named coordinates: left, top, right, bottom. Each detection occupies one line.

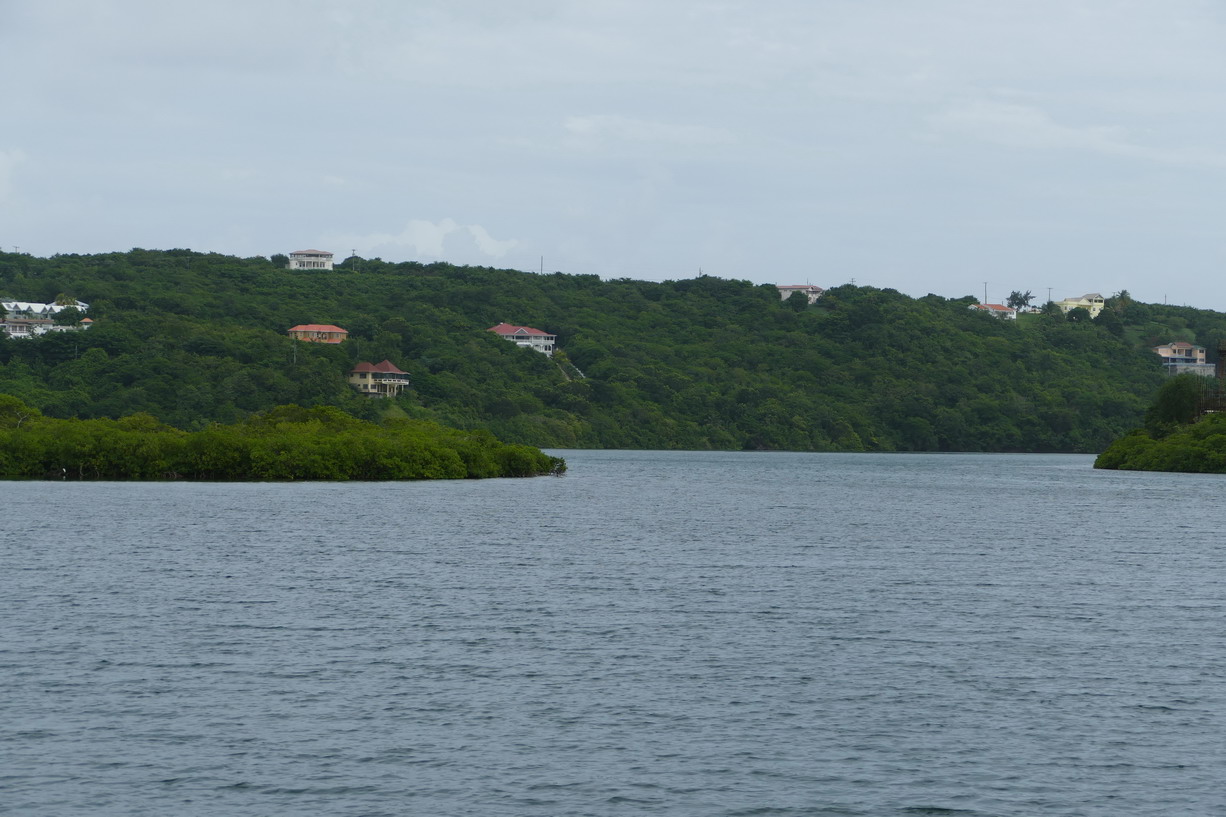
left=349, top=360, right=410, bottom=397
left=1053, top=293, right=1106, bottom=318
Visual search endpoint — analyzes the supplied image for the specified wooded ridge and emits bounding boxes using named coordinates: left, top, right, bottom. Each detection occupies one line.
left=3, top=248, right=1223, bottom=453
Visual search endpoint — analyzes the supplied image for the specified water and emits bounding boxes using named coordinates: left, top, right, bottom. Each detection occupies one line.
left=2, top=451, right=1225, bottom=816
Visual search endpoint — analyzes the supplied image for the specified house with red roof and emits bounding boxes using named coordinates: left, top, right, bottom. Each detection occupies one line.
left=968, top=303, right=1017, bottom=320
left=349, top=360, right=411, bottom=397
left=488, top=322, right=556, bottom=357
left=288, top=324, right=348, bottom=343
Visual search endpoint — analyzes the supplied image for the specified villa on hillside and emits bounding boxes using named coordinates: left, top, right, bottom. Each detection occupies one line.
left=968, top=303, right=1017, bottom=320
left=288, top=324, right=348, bottom=343
left=488, top=322, right=556, bottom=357
left=1, top=299, right=93, bottom=339
left=1154, top=341, right=1215, bottom=377
left=349, top=360, right=411, bottom=397
left=287, top=250, right=334, bottom=270
left=1054, top=293, right=1106, bottom=318
left=776, top=284, right=824, bottom=304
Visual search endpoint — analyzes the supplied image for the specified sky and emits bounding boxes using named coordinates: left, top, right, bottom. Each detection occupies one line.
left=3, top=0, right=1226, bottom=308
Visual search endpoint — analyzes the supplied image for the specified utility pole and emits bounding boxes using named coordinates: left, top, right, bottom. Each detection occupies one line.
left=983, top=282, right=988, bottom=304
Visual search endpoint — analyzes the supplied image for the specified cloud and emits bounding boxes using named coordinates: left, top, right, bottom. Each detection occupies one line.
left=467, top=224, right=518, bottom=257
left=564, top=115, right=735, bottom=147
left=0, top=148, right=27, bottom=200
left=334, top=219, right=518, bottom=261
left=928, top=101, right=1226, bottom=168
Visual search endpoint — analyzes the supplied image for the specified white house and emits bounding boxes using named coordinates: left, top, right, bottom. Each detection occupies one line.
left=287, top=249, right=334, bottom=270
left=968, top=303, right=1017, bottom=320
left=776, top=284, right=825, bottom=305
left=488, top=322, right=556, bottom=357
left=1, top=299, right=91, bottom=339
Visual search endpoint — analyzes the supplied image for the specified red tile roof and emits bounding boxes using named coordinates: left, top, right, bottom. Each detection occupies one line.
left=289, top=324, right=348, bottom=333
left=488, top=322, right=552, bottom=336
left=351, top=359, right=407, bottom=374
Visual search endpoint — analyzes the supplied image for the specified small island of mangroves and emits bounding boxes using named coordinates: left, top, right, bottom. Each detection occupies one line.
left=1095, top=374, right=1226, bottom=473
left=0, top=397, right=565, bottom=480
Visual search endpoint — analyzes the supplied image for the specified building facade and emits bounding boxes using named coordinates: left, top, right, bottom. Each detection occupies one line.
left=968, top=303, right=1017, bottom=320
left=287, top=324, right=348, bottom=343
left=1053, top=293, right=1106, bottom=318
left=349, top=360, right=411, bottom=397
left=488, top=322, right=556, bottom=357
left=1153, top=341, right=1215, bottom=377
left=287, top=250, right=335, bottom=270
left=775, top=284, right=825, bottom=305
left=1, top=300, right=91, bottom=339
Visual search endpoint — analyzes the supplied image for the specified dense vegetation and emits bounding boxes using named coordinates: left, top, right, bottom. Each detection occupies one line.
left=1, top=248, right=1222, bottom=453
left=1094, top=375, right=1226, bottom=472
left=0, top=397, right=564, bottom=480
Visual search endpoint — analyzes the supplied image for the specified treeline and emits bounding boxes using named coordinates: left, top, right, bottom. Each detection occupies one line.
left=1095, top=375, right=1226, bottom=472
left=0, top=248, right=1218, bottom=452
left=0, top=397, right=564, bottom=480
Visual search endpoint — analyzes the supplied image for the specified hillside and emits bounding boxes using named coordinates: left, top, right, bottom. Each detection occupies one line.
left=1, top=248, right=1221, bottom=453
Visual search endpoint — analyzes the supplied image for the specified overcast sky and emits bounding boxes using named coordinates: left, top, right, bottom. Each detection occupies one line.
left=3, top=1, right=1226, bottom=307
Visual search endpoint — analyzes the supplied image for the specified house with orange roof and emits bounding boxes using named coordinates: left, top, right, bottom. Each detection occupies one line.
left=488, top=322, right=556, bottom=357
left=349, top=360, right=411, bottom=397
left=288, top=324, right=348, bottom=343
left=968, top=303, right=1017, bottom=320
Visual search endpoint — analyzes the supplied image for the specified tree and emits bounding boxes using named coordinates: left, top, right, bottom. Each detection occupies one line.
left=53, top=306, right=83, bottom=326
left=1092, top=307, right=1124, bottom=337
left=53, top=293, right=77, bottom=306
left=1006, top=290, right=1034, bottom=311
left=1145, top=374, right=1206, bottom=432
left=1066, top=306, right=1092, bottom=323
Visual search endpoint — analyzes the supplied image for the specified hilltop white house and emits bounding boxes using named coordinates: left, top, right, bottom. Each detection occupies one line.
left=776, top=284, right=824, bottom=304
left=287, top=250, right=334, bottom=270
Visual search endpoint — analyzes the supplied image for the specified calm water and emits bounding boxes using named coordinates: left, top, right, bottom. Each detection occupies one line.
left=2, top=451, right=1225, bottom=816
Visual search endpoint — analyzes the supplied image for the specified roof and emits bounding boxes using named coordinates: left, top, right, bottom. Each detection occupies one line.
left=290, top=249, right=333, bottom=256
left=288, top=324, right=348, bottom=333
left=971, top=303, right=1015, bottom=312
left=777, top=284, right=823, bottom=290
left=352, top=359, right=408, bottom=374
left=1158, top=341, right=1201, bottom=350
left=488, top=322, right=552, bottom=336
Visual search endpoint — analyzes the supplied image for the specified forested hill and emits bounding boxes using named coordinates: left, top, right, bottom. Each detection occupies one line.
left=0, top=248, right=1219, bottom=452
